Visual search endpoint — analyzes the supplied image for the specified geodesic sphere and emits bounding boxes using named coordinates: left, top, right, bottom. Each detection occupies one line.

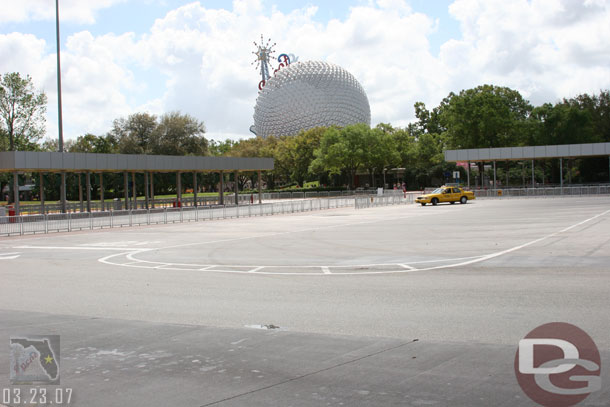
left=253, top=60, right=371, bottom=138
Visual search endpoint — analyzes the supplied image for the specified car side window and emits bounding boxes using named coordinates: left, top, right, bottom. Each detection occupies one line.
left=443, top=189, right=450, bottom=194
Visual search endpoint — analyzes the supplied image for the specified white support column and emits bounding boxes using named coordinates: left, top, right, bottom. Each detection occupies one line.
left=39, top=172, right=45, bottom=214
left=99, top=173, right=104, bottom=211
left=150, top=172, right=155, bottom=208
left=123, top=172, right=129, bottom=210
left=219, top=170, right=224, bottom=205
left=193, top=172, right=198, bottom=207
left=176, top=172, right=182, bottom=206
left=531, top=159, right=535, bottom=188
left=493, top=161, right=496, bottom=189
left=86, top=171, right=91, bottom=212
left=132, top=172, right=137, bottom=209
left=258, top=170, right=262, bottom=204
left=560, top=158, right=563, bottom=192
left=13, top=171, right=20, bottom=216
left=60, top=172, right=67, bottom=214
left=234, top=170, right=239, bottom=206
left=144, top=172, right=149, bottom=209
left=466, top=161, right=470, bottom=188
left=78, top=173, right=84, bottom=212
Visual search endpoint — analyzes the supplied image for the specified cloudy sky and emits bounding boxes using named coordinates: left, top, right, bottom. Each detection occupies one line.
left=1, top=0, right=609, bottom=143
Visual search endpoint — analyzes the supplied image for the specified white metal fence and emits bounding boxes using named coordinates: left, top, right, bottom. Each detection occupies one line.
left=354, top=193, right=415, bottom=209
left=473, top=185, right=610, bottom=198
left=0, top=197, right=353, bottom=237
left=9, top=189, right=377, bottom=215
left=5, top=186, right=606, bottom=236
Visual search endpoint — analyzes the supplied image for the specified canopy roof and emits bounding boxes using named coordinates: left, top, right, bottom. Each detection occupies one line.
left=445, top=142, right=610, bottom=162
left=0, top=151, right=274, bottom=172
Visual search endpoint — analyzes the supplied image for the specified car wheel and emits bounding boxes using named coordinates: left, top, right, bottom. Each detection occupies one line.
left=460, top=196, right=467, bottom=204
left=431, top=198, right=439, bottom=206
left=450, top=201, right=455, bottom=204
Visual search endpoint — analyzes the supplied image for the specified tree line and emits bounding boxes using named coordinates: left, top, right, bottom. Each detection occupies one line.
left=223, top=85, right=610, bottom=189
left=1, top=71, right=609, bottom=202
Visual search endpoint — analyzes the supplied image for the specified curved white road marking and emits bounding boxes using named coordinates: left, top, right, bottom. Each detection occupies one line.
left=97, top=208, right=610, bottom=275
left=0, top=252, right=21, bottom=260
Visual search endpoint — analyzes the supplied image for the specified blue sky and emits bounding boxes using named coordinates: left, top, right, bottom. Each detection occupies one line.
left=1, top=0, right=609, bottom=142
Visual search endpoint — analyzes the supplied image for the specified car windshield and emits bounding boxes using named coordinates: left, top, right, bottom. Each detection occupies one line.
left=431, top=188, right=443, bottom=194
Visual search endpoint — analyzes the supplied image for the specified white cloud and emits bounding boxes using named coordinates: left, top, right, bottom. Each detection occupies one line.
left=0, top=30, right=138, bottom=140
left=2, top=0, right=610, bottom=143
left=442, top=0, right=610, bottom=104
left=0, top=0, right=127, bottom=24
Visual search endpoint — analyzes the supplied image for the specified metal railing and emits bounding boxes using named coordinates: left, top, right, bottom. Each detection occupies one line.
left=0, top=197, right=354, bottom=237
left=473, top=185, right=610, bottom=198
left=355, top=193, right=415, bottom=209
left=7, top=189, right=378, bottom=216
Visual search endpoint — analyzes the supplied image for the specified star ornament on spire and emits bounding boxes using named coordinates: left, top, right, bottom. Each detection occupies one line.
left=251, top=34, right=276, bottom=90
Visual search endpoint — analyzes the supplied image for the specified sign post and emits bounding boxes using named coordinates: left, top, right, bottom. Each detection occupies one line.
left=453, top=171, right=460, bottom=185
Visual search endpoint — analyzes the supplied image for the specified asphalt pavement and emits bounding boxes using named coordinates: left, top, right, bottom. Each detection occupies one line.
left=1, top=197, right=609, bottom=406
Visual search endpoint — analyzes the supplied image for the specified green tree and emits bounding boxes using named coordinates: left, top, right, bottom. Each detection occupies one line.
left=69, top=133, right=117, bottom=153
left=438, top=84, right=532, bottom=149
left=0, top=72, right=47, bottom=151
left=564, top=91, right=609, bottom=142
left=209, top=139, right=236, bottom=156
left=529, top=102, right=594, bottom=146
left=150, top=112, right=207, bottom=156
left=276, top=127, right=324, bottom=186
left=112, top=112, right=157, bottom=154
left=413, top=132, right=445, bottom=187
left=310, top=123, right=369, bottom=188
left=226, top=136, right=271, bottom=189
left=414, top=102, right=444, bottom=135
left=362, top=126, right=399, bottom=188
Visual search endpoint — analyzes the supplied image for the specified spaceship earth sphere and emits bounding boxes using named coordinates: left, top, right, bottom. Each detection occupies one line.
left=253, top=61, right=371, bottom=138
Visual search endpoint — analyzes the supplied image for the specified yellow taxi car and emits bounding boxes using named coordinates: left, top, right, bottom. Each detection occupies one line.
left=415, top=186, right=476, bottom=206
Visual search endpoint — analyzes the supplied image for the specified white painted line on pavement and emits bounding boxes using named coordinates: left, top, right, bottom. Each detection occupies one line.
left=0, top=252, right=21, bottom=260
left=15, top=245, right=153, bottom=251
left=96, top=207, right=610, bottom=276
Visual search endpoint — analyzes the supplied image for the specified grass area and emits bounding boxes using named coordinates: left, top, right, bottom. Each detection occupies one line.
left=303, top=181, right=320, bottom=188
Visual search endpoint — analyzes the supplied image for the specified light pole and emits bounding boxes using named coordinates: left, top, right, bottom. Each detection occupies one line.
left=56, top=0, right=67, bottom=213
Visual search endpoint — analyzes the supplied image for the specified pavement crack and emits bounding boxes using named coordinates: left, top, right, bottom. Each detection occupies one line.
left=198, top=338, right=419, bottom=407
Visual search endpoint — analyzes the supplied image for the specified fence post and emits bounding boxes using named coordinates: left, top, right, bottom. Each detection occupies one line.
left=164, top=208, right=167, bottom=224
left=89, top=212, right=93, bottom=230
left=68, top=213, right=72, bottom=232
